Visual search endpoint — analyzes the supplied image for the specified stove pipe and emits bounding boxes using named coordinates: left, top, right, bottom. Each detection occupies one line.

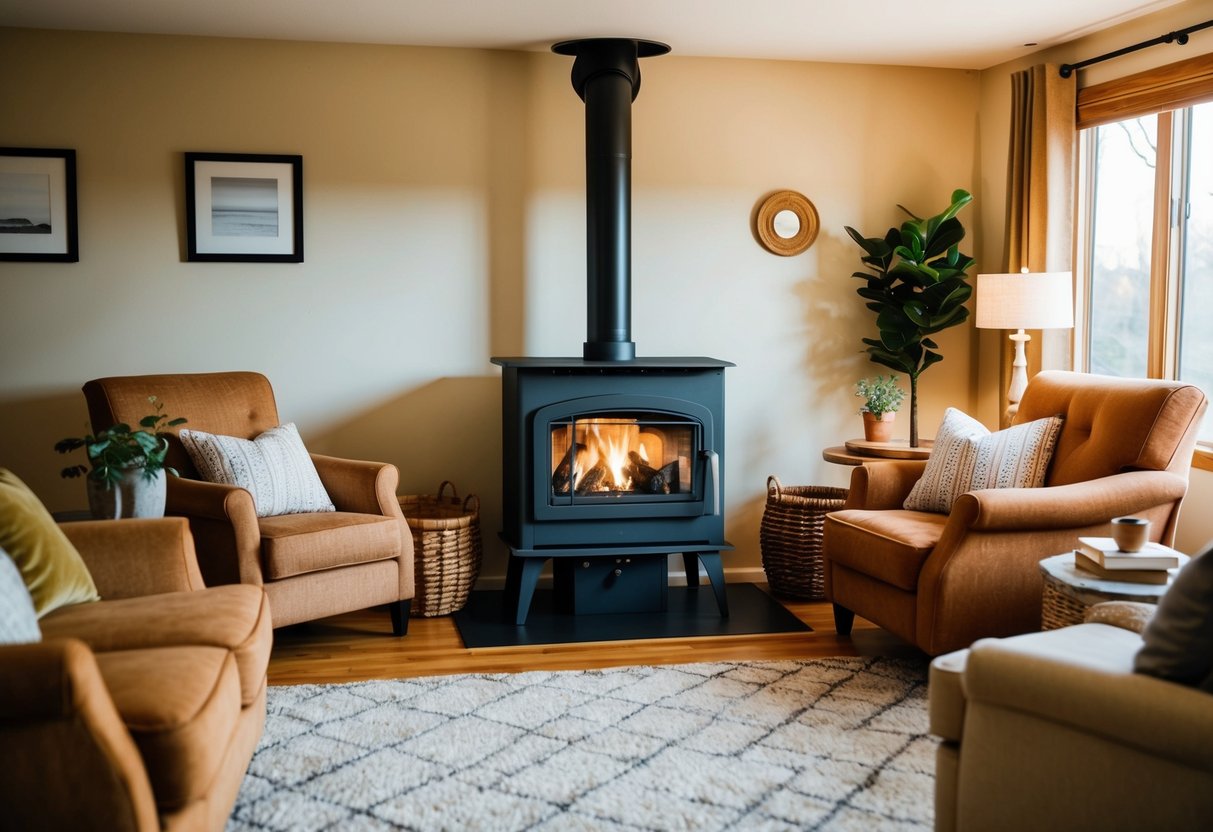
left=553, top=38, right=670, bottom=362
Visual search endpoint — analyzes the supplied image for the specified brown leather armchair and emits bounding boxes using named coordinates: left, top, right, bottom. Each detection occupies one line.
left=823, top=371, right=1207, bottom=656
left=83, top=372, right=414, bottom=634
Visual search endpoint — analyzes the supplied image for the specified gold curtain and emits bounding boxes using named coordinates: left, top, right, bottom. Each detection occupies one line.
left=1000, top=63, right=1077, bottom=422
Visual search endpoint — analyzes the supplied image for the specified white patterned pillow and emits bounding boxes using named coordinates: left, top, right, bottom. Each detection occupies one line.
left=903, top=407, right=1064, bottom=513
left=0, top=546, right=41, bottom=644
left=180, top=422, right=336, bottom=518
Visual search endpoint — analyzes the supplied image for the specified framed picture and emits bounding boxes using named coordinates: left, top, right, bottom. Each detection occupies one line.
left=0, top=148, right=78, bottom=262
left=185, top=152, right=303, bottom=262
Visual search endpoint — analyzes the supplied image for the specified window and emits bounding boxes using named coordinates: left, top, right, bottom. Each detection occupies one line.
left=1077, top=54, right=1213, bottom=452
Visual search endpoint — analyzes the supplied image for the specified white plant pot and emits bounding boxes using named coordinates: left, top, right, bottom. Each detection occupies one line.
left=87, top=467, right=167, bottom=520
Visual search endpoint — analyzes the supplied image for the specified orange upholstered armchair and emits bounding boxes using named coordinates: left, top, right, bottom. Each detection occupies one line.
left=82, top=372, right=414, bottom=634
left=823, top=371, right=1207, bottom=656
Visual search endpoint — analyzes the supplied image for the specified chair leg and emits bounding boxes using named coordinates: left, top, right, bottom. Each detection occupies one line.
left=390, top=599, right=411, bottom=636
left=833, top=603, right=855, bottom=636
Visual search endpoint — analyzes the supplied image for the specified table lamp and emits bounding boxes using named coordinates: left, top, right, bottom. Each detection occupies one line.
left=975, top=269, right=1074, bottom=418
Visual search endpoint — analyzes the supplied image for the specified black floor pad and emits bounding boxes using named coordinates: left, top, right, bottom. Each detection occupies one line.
left=452, top=583, right=811, bottom=648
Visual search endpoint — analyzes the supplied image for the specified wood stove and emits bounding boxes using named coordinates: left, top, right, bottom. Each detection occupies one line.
left=493, top=38, right=732, bottom=625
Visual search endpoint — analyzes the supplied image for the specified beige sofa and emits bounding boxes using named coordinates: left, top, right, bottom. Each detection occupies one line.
left=929, top=610, right=1213, bottom=831
left=0, top=517, right=272, bottom=831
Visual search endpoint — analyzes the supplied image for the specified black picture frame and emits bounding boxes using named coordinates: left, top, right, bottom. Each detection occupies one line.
left=185, top=152, right=303, bottom=262
left=0, top=147, right=79, bottom=262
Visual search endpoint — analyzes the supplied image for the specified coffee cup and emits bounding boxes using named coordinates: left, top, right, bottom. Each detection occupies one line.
left=1110, top=516, right=1150, bottom=552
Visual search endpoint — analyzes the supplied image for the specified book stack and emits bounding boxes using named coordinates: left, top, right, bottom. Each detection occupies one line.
left=1073, top=537, right=1184, bottom=584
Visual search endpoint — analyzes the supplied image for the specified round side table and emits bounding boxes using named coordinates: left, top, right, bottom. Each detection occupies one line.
left=1037, top=552, right=1186, bottom=630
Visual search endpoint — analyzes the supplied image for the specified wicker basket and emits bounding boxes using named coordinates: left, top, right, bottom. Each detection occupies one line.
left=398, top=481, right=482, bottom=617
left=759, top=476, right=848, bottom=600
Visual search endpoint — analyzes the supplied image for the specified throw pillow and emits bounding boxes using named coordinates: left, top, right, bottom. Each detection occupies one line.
left=0, top=468, right=100, bottom=617
left=179, top=422, right=336, bottom=518
left=1134, top=542, right=1213, bottom=692
left=903, top=408, right=1064, bottom=513
left=0, top=546, right=41, bottom=643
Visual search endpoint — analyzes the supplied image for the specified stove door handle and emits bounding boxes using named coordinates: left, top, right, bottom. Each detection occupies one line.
left=700, top=449, right=720, bottom=516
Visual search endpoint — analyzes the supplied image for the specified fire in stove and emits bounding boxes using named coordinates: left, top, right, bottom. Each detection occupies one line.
left=550, top=417, right=692, bottom=497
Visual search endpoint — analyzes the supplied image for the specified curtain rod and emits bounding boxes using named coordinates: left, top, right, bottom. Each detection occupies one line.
left=1059, top=19, right=1213, bottom=78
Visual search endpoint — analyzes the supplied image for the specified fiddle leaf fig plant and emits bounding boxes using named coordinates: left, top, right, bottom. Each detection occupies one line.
left=845, top=189, right=975, bottom=446
left=55, top=396, right=186, bottom=488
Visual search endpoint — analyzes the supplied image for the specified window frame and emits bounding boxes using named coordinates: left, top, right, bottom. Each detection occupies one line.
left=1074, top=54, right=1213, bottom=470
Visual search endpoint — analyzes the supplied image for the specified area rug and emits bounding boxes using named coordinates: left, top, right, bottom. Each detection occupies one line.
left=453, top=584, right=811, bottom=648
left=228, top=657, right=934, bottom=831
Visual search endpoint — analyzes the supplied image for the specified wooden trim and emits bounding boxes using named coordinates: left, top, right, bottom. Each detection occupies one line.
left=1193, top=446, right=1213, bottom=473
left=1147, top=111, right=1174, bottom=379
left=1078, top=52, right=1213, bottom=129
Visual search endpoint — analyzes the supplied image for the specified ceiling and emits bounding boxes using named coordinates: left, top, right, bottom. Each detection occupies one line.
left=0, top=0, right=1187, bottom=70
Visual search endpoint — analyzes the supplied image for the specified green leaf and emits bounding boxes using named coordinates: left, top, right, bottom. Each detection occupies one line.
left=167, top=417, right=187, bottom=427
left=139, top=415, right=159, bottom=428
left=922, top=350, right=944, bottom=370
left=923, top=218, right=966, bottom=259
left=922, top=338, right=938, bottom=349
left=903, top=301, right=929, bottom=327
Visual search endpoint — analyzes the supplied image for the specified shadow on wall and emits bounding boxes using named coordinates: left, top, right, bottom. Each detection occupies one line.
left=0, top=390, right=98, bottom=513
left=306, top=375, right=508, bottom=582
left=799, top=230, right=874, bottom=448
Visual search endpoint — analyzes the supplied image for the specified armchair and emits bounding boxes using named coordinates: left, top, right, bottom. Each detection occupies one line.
left=82, top=371, right=414, bottom=633
left=823, top=371, right=1206, bottom=655
left=929, top=606, right=1213, bottom=831
left=2, top=517, right=271, bottom=831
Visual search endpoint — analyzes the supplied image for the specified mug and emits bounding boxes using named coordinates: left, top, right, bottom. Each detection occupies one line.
left=1110, top=516, right=1150, bottom=552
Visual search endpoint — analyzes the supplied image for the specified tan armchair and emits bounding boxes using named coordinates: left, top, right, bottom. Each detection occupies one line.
left=1, top=517, right=271, bottom=831
left=823, top=371, right=1206, bottom=656
left=929, top=607, right=1213, bottom=831
left=83, top=371, right=414, bottom=634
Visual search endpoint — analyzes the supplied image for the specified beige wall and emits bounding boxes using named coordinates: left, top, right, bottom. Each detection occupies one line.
left=976, top=0, right=1213, bottom=551
left=0, top=27, right=980, bottom=582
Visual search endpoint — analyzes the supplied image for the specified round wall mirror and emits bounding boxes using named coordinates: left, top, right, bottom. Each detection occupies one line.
left=755, top=190, right=819, bottom=256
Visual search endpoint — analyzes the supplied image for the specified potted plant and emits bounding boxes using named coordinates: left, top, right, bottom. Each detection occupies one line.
left=855, top=375, right=906, bottom=443
left=55, top=396, right=186, bottom=519
left=845, top=189, right=975, bottom=446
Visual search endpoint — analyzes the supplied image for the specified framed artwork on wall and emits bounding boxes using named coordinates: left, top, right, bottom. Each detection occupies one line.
left=185, top=152, right=303, bottom=262
left=0, top=147, right=79, bottom=262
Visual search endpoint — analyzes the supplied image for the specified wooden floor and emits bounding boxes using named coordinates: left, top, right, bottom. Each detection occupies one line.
left=268, top=585, right=923, bottom=686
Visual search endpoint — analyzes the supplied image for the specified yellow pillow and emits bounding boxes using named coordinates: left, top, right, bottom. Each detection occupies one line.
left=0, top=469, right=99, bottom=617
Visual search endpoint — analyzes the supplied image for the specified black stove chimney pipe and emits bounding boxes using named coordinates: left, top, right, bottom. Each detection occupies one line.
left=553, top=38, right=670, bottom=362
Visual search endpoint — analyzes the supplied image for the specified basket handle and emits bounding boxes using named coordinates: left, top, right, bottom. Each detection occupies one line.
left=437, top=480, right=458, bottom=501
left=767, top=475, right=783, bottom=499
left=463, top=493, right=480, bottom=514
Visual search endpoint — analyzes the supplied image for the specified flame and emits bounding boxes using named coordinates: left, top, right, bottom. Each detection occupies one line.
left=570, top=421, right=637, bottom=491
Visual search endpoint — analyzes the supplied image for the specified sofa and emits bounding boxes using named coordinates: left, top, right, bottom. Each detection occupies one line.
left=930, top=602, right=1213, bottom=831
left=0, top=516, right=272, bottom=831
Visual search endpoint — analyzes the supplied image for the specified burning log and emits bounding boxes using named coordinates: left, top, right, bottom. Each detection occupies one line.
left=552, top=442, right=586, bottom=494
left=575, top=459, right=608, bottom=494
left=626, top=451, right=678, bottom=494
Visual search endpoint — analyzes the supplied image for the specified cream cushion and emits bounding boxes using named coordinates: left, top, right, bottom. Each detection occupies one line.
left=0, top=547, right=41, bottom=643
left=179, top=422, right=335, bottom=518
left=904, top=408, right=1063, bottom=512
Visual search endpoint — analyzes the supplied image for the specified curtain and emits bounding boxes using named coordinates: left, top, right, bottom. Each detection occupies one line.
left=1000, top=64, right=1076, bottom=423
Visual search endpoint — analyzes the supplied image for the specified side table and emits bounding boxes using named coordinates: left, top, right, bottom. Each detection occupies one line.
left=1037, top=552, right=1187, bottom=630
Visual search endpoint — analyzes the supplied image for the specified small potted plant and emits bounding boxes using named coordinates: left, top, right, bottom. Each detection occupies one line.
left=855, top=375, right=905, bottom=443
left=55, top=396, right=186, bottom=519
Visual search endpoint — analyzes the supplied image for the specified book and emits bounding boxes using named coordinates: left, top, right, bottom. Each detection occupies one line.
left=1073, top=551, right=1173, bottom=585
left=1075, top=536, right=1182, bottom=570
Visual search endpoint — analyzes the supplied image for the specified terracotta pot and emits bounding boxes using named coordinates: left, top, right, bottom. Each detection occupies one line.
left=862, top=411, right=896, bottom=443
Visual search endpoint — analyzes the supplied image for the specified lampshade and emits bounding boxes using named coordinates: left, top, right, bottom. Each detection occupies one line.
left=975, top=271, right=1074, bottom=330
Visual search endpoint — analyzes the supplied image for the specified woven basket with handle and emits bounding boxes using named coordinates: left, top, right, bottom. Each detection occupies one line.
left=759, top=475, right=848, bottom=600
left=398, top=481, right=482, bottom=617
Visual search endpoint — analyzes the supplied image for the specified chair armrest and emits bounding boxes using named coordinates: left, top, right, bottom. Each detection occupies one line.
left=0, top=639, right=159, bottom=830
left=59, top=517, right=206, bottom=598
left=950, top=470, right=1189, bottom=531
left=965, top=638, right=1213, bottom=771
left=311, top=454, right=403, bottom=517
left=166, top=476, right=258, bottom=523
left=843, top=460, right=929, bottom=509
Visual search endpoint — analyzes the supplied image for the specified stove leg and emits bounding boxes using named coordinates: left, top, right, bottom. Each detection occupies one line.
left=505, top=555, right=545, bottom=625
left=682, top=552, right=700, bottom=586
left=696, top=552, right=729, bottom=617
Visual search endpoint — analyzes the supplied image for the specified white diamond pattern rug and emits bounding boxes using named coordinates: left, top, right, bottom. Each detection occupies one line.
left=228, top=657, right=933, bottom=831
